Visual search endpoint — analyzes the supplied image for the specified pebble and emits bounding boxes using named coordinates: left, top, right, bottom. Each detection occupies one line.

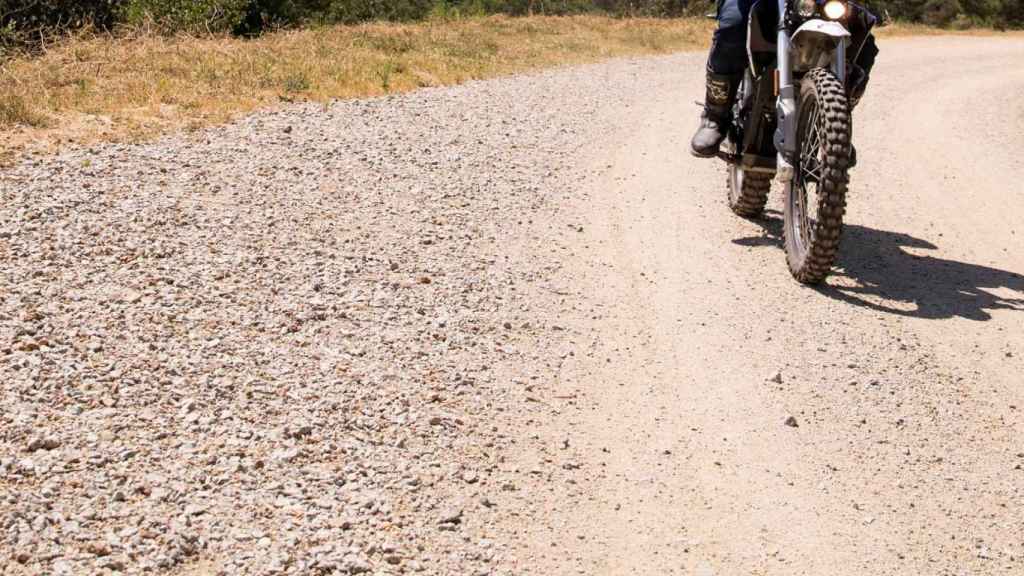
left=26, top=435, right=61, bottom=452
left=439, top=508, right=464, bottom=525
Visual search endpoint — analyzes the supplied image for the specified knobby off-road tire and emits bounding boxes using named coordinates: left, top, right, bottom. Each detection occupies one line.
left=784, top=67, right=851, bottom=284
left=727, top=160, right=771, bottom=218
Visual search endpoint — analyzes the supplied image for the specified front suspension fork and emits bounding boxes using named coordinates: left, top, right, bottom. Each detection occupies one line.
left=774, top=0, right=797, bottom=182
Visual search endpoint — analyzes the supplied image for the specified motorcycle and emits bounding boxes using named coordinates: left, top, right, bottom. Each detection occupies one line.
left=718, top=0, right=876, bottom=284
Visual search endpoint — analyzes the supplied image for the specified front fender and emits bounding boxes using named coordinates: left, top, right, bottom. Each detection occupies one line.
left=790, top=19, right=850, bottom=72
left=792, top=19, right=851, bottom=43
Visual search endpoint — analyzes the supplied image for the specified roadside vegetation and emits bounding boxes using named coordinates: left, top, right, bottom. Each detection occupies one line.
left=2, top=1, right=717, bottom=54
left=1, top=0, right=1019, bottom=54
left=0, top=14, right=714, bottom=158
left=0, top=1, right=1020, bottom=158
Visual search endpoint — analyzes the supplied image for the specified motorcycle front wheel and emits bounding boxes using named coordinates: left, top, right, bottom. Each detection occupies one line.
left=783, top=68, right=852, bottom=284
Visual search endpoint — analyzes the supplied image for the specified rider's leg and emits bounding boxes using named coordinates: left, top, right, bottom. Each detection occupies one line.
left=691, top=0, right=751, bottom=158
left=847, top=34, right=878, bottom=167
left=849, top=34, right=878, bottom=108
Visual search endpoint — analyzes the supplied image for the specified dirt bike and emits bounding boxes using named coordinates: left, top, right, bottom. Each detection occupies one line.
left=719, top=0, right=876, bottom=283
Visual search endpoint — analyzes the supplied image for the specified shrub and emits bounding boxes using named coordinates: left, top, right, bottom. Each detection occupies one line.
left=958, top=0, right=1001, bottom=21
left=119, top=0, right=251, bottom=33
left=318, top=0, right=437, bottom=24
left=861, top=0, right=928, bottom=20
left=0, top=0, right=122, bottom=52
left=922, top=0, right=962, bottom=26
left=0, top=93, right=48, bottom=126
left=998, top=0, right=1023, bottom=27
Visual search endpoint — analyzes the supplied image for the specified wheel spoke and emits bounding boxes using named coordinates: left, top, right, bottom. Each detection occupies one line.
left=801, top=184, right=815, bottom=247
left=794, top=98, right=823, bottom=251
left=799, top=101, right=823, bottom=185
left=802, top=164, right=822, bottom=181
left=809, top=106, right=822, bottom=152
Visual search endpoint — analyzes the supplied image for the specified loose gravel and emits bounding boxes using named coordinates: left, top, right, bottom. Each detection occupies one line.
left=0, top=57, right=649, bottom=575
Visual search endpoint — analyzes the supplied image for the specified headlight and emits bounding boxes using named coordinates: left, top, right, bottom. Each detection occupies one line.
left=798, top=0, right=817, bottom=16
left=823, top=0, right=847, bottom=19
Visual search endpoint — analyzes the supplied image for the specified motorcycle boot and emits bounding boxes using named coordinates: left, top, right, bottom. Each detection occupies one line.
left=690, top=71, right=741, bottom=158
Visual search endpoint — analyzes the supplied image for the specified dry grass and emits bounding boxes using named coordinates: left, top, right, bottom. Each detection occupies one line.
left=0, top=15, right=714, bottom=159
left=876, top=21, right=1023, bottom=38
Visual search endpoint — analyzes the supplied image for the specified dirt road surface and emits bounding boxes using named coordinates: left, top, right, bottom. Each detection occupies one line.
left=501, top=36, right=1024, bottom=575
left=2, top=36, right=1023, bottom=576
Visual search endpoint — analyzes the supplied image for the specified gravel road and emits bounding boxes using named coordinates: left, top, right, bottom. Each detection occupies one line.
left=2, top=36, right=1024, bottom=576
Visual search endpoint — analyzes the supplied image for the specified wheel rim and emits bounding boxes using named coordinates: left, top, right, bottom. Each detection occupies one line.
left=791, top=94, right=823, bottom=256
left=726, top=138, right=744, bottom=203
left=727, top=76, right=748, bottom=207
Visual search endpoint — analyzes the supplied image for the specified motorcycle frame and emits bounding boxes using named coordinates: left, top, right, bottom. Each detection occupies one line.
left=733, top=72, right=778, bottom=173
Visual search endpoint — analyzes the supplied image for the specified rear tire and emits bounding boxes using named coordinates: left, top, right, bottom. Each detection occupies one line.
left=727, top=160, right=771, bottom=218
left=725, top=74, right=770, bottom=218
left=783, top=68, right=851, bottom=284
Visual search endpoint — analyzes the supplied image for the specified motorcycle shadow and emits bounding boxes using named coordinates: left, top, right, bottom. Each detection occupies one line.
left=733, top=211, right=1024, bottom=321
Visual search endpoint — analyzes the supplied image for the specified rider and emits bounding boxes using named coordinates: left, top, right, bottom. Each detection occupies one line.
left=691, top=0, right=880, bottom=158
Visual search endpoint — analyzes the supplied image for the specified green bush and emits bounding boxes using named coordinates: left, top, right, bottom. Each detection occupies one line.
left=998, top=0, right=1023, bottom=27
left=318, top=0, right=436, bottom=23
left=861, top=0, right=924, bottom=20
left=119, top=0, right=251, bottom=33
left=959, top=0, right=1001, bottom=20
left=436, top=0, right=701, bottom=17
left=921, top=0, right=962, bottom=26
left=0, top=0, right=122, bottom=52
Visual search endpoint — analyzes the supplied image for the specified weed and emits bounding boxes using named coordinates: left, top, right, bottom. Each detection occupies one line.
left=283, top=71, right=311, bottom=93
left=0, top=95, right=49, bottom=127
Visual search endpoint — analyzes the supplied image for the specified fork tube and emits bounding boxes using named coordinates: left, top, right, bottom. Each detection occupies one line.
left=776, top=0, right=792, bottom=95
left=775, top=0, right=797, bottom=179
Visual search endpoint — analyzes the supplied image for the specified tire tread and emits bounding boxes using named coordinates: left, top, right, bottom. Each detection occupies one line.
left=786, top=68, right=851, bottom=284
